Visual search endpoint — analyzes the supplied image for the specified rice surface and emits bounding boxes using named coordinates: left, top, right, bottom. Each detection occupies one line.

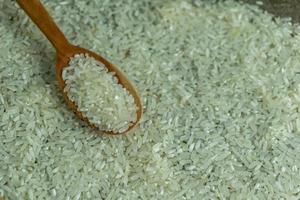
left=1, top=0, right=300, bottom=199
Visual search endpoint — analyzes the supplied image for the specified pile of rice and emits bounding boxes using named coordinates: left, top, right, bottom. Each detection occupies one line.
left=1, top=0, right=300, bottom=199
left=62, top=53, right=137, bottom=133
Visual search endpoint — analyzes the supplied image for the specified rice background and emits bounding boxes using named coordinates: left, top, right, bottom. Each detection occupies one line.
left=1, top=0, right=300, bottom=199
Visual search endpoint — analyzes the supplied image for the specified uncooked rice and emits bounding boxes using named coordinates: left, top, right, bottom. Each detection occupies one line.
left=1, top=0, right=300, bottom=199
left=62, top=53, right=137, bottom=133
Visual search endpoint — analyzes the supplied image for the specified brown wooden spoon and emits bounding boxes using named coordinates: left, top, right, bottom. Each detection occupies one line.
left=16, top=0, right=142, bottom=135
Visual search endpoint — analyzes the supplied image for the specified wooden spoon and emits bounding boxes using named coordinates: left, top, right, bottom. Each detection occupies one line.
left=16, top=0, right=142, bottom=135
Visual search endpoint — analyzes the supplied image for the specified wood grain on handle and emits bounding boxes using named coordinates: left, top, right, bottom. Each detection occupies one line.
left=16, top=0, right=71, bottom=54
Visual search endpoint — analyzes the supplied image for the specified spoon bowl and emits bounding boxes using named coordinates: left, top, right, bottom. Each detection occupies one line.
left=17, top=0, right=142, bottom=135
left=56, top=45, right=143, bottom=135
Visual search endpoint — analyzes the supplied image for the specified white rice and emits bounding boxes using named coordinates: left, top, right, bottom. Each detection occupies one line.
left=1, top=0, right=300, bottom=199
left=62, top=53, right=137, bottom=133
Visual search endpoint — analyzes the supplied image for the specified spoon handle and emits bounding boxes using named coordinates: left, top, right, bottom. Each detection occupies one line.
left=16, top=0, right=71, bottom=54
